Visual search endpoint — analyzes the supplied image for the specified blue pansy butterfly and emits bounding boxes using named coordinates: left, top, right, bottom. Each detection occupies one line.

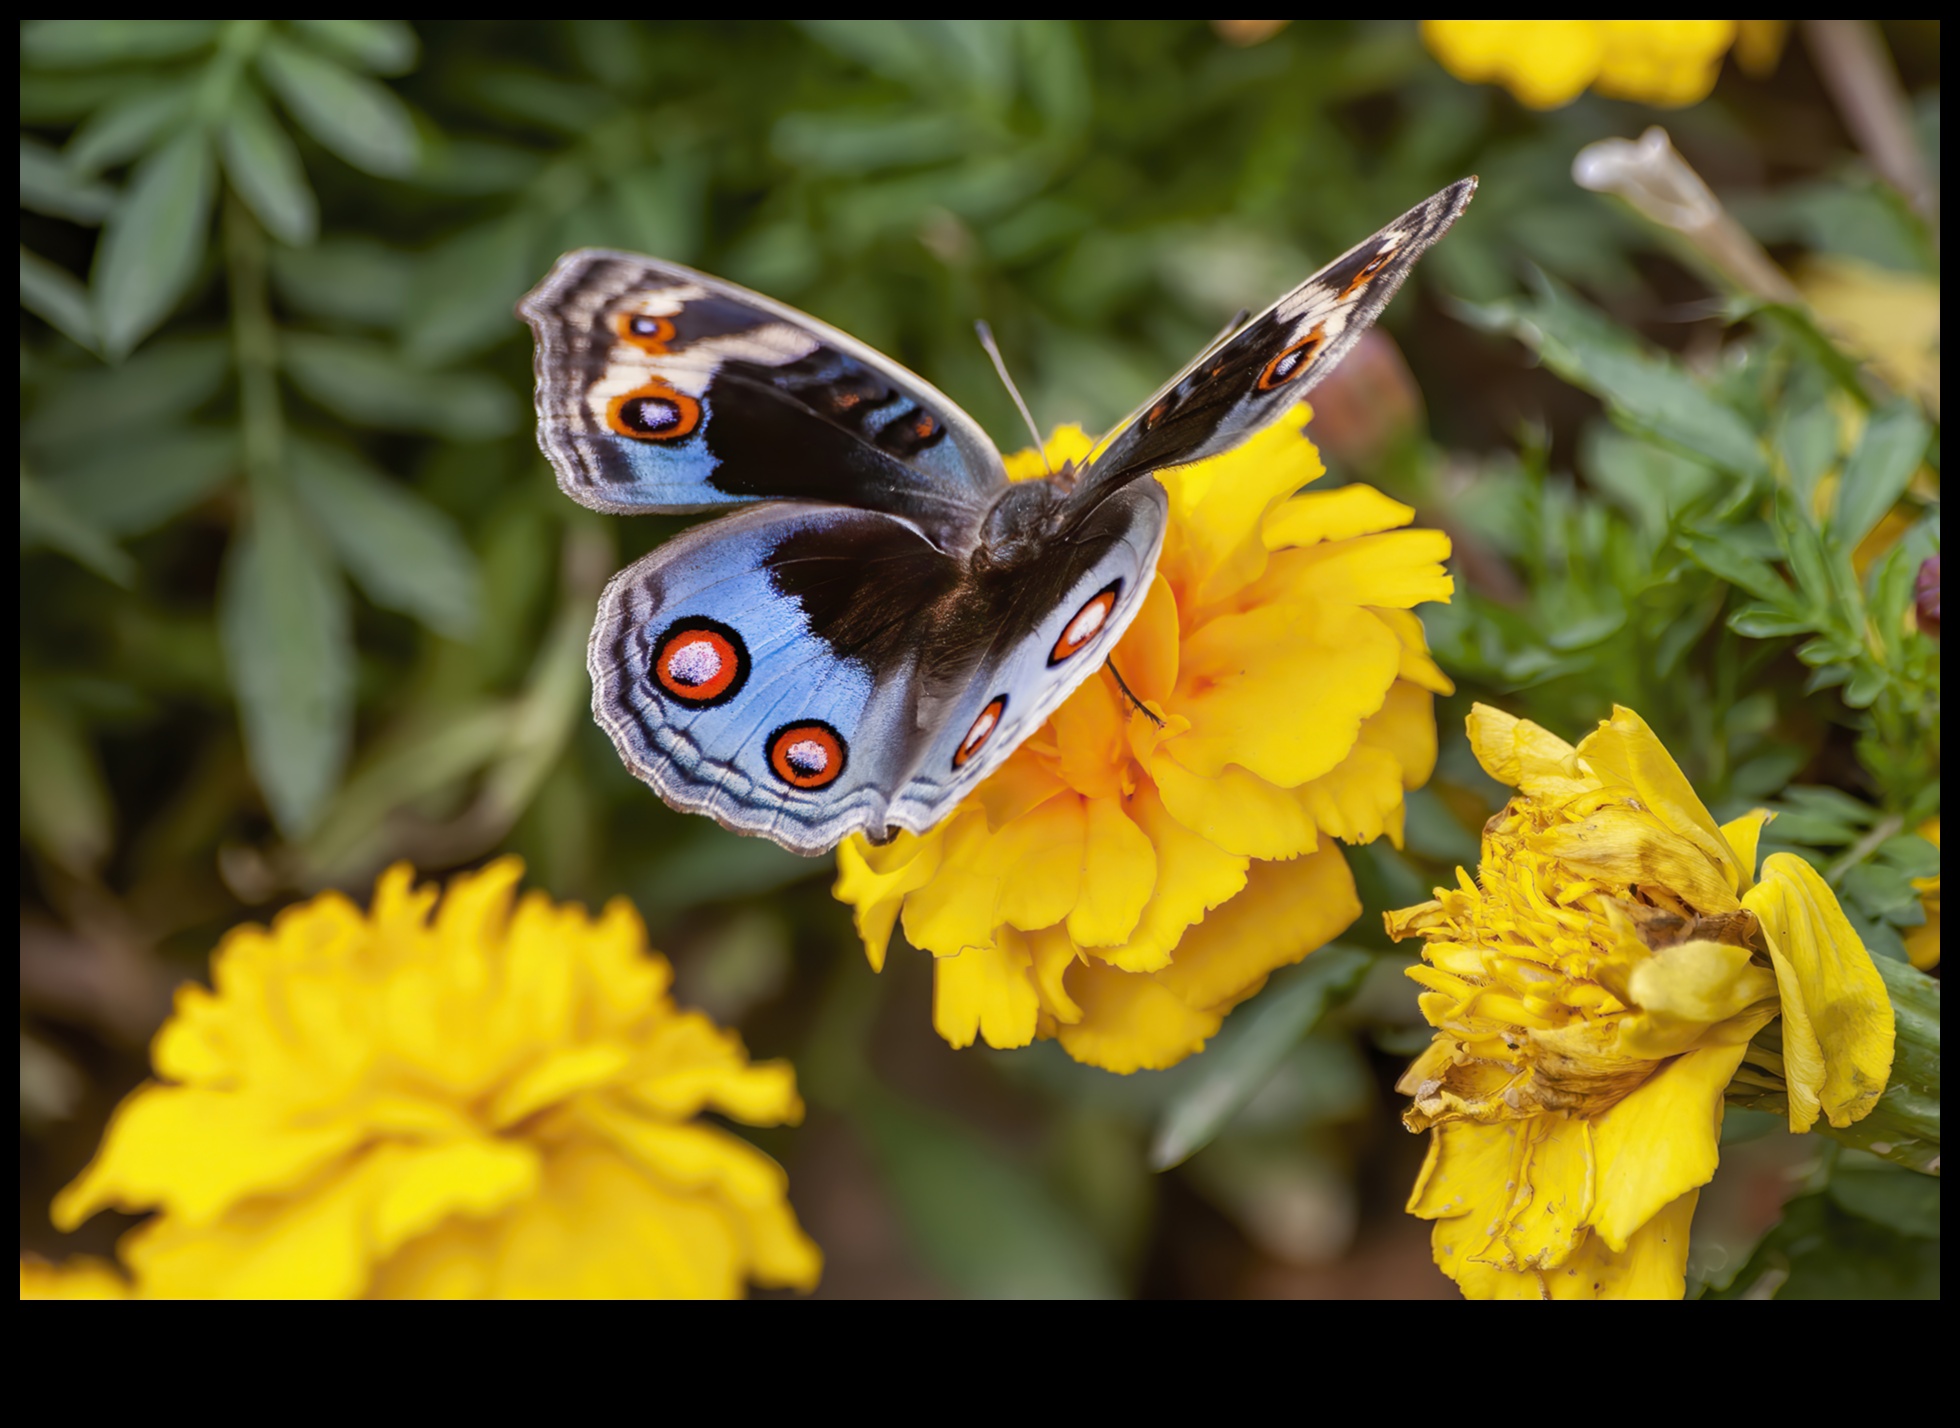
left=520, top=179, right=1474, bottom=854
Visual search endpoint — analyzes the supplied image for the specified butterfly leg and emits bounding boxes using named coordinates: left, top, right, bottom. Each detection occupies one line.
left=1105, top=658, right=1165, bottom=728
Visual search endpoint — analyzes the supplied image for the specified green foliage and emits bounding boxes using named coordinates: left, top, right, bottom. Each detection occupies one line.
left=19, top=20, right=1939, bottom=1297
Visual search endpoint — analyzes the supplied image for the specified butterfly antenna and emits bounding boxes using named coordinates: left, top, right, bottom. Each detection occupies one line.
left=1106, top=659, right=1165, bottom=728
left=975, top=320, right=1051, bottom=474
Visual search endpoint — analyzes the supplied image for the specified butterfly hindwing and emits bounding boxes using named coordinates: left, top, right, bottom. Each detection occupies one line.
left=520, top=251, right=1006, bottom=545
left=1079, top=178, right=1476, bottom=492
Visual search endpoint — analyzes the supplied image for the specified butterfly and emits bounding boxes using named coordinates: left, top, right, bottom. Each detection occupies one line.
left=520, top=178, right=1474, bottom=856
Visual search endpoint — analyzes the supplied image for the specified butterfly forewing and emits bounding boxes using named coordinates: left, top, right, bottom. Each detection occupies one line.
left=1079, top=177, right=1476, bottom=494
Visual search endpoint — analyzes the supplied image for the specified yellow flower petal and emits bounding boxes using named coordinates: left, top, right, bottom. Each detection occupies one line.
left=19, top=1255, right=130, bottom=1300
left=53, top=1084, right=367, bottom=1232
left=1721, top=808, right=1773, bottom=891
left=1588, top=1042, right=1746, bottom=1252
left=1743, top=852, right=1896, bottom=1131
left=1550, top=1188, right=1699, bottom=1299
left=1263, top=483, right=1415, bottom=550
left=1172, top=601, right=1399, bottom=786
left=1465, top=703, right=1578, bottom=791
left=1147, top=747, right=1320, bottom=860
left=1617, top=941, right=1779, bottom=1059
left=1151, top=848, right=1359, bottom=1013
left=1157, top=403, right=1324, bottom=609
left=1055, top=960, right=1221, bottom=1073
left=1530, top=804, right=1739, bottom=914
left=834, top=831, right=941, bottom=971
left=933, top=929, right=1041, bottom=1050
left=1067, top=796, right=1157, bottom=949
left=1112, top=572, right=1180, bottom=705
left=1578, top=706, right=1739, bottom=895
left=1097, top=782, right=1248, bottom=974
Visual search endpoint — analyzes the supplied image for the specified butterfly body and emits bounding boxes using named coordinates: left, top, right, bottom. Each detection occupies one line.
left=522, top=178, right=1473, bottom=854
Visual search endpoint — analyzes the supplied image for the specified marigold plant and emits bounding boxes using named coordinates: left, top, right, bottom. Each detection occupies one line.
left=1389, top=705, right=1896, bottom=1299
left=836, top=409, right=1452, bottom=1071
left=1422, top=20, right=1784, bottom=110
left=52, top=860, right=821, bottom=1299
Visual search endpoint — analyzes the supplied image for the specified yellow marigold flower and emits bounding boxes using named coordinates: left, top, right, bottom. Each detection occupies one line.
left=52, top=860, right=821, bottom=1299
left=1422, top=20, right=1753, bottom=110
left=20, top=1256, right=130, bottom=1300
left=1907, top=818, right=1939, bottom=972
left=836, top=408, right=1453, bottom=1072
left=1389, top=704, right=1895, bottom=1299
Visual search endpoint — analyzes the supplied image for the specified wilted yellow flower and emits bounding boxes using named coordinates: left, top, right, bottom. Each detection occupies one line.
left=1801, top=256, right=1942, bottom=417
left=1907, top=818, right=1939, bottom=972
left=53, top=860, right=821, bottom=1299
left=1390, top=705, right=1895, bottom=1299
left=837, top=409, right=1452, bottom=1071
left=1422, top=20, right=1783, bottom=110
left=20, top=1256, right=130, bottom=1300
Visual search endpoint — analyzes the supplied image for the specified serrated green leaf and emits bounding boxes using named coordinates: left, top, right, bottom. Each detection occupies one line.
left=288, top=441, right=480, bottom=638
left=220, top=480, right=353, bottom=836
left=63, top=80, right=197, bottom=177
left=20, top=468, right=134, bottom=586
left=219, top=86, right=318, bottom=245
left=53, top=427, right=236, bottom=536
left=1149, top=947, right=1371, bottom=1170
left=18, top=683, right=113, bottom=874
left=281, top=332, right=516, bottom=437
left=259, top=37, right=420, bottom=178
left=22, top=19, right=218, bottom=68
left=291, top=19, right=420, bottom=76
left=90, top=130, right=216, bottom=360
left=1834, top=400, right=1930, bottom=547
left=19, top=138, right=115, bottom=223
left=20, top=247, right=100, bottom=353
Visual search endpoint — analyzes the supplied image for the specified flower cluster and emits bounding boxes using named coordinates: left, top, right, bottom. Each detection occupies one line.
left=836, top=409, right=1452, bottom=1071
left=1390, top=705, right=1895, bottom=1299
left=51, top=860, right=821, bottom=1299
left=1422, top=20, right=1784, bottom=111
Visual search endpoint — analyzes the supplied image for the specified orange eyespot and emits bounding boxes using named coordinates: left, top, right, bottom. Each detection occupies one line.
left=1340, top=249, right=1395, bottom=299
left=1050, top=581, right=1122, bottom=666
left=618, top=312, right=676, bottom=351
left=1256, top=324, right=1327, bottom=391
left=954, top=696, right=1008, bottom=769
left=608, top=381, right=701, bottom=441
left=653, top=619, right=748, bottom=706
left=769, top=722, right=847, bottom=790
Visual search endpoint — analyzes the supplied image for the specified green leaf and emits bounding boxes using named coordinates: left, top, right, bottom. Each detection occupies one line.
left=258, top=36, right=420, bottom=178
left=19, top=468, right=134, bottom=586
left=1834, top=400, right=1930, bottom=548
left=859, top=1090, right=1121, bottom=1299
left=401, top=216, right=542, bottom=363
left=64, top=80, right=196, bottom=177
left=90, top=130, right=216, bottom=360
left=219, top=86, right=318, bottom=245
left=1707, top=1191, right=1937, bottom=1299
left=1678, top=532, right=1796, bottom=607
left=220, top=480, right=354, bottom=836
left=1727, top=604, right=1815, bottom=640
left=23, top=335, right=229, bottom=449
left=53, top=427, right=236, bottom=536
left=1829, top=1160, right=1941, bottom=1239
left=21, top=19, right=218, bottom=68
left=290, top=19, right=420, bottom=76
left=19, top=138, right=115, bottom=223
left=1772, top=394, right=1841, bottom=507
left=1471, top=283, right=1767, bottom=480
left=1149, top=946, right=1371, bottom=1169
left=269, top=236, right=413, bottom=328
left=288, top=441, right=481, bottom=639
left=20, top=246, right=100, bottom=353
left=281, top=332, right=516, bottom=437
left=18, top=684, right=113, bottom=874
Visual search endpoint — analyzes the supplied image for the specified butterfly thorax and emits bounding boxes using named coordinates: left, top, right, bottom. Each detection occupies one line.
left=974, top=475, right=1074, bottom=572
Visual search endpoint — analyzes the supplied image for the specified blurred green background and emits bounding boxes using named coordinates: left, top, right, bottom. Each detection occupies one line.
left=20, top=20, right=1939, bottom=1296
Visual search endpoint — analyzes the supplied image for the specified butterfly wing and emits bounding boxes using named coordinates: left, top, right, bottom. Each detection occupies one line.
left=520, top=251, right=1007, bottom=547
left=1078, top=178, right=1475, bottom=494
left=588, top=481, right=1165, bottom=854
